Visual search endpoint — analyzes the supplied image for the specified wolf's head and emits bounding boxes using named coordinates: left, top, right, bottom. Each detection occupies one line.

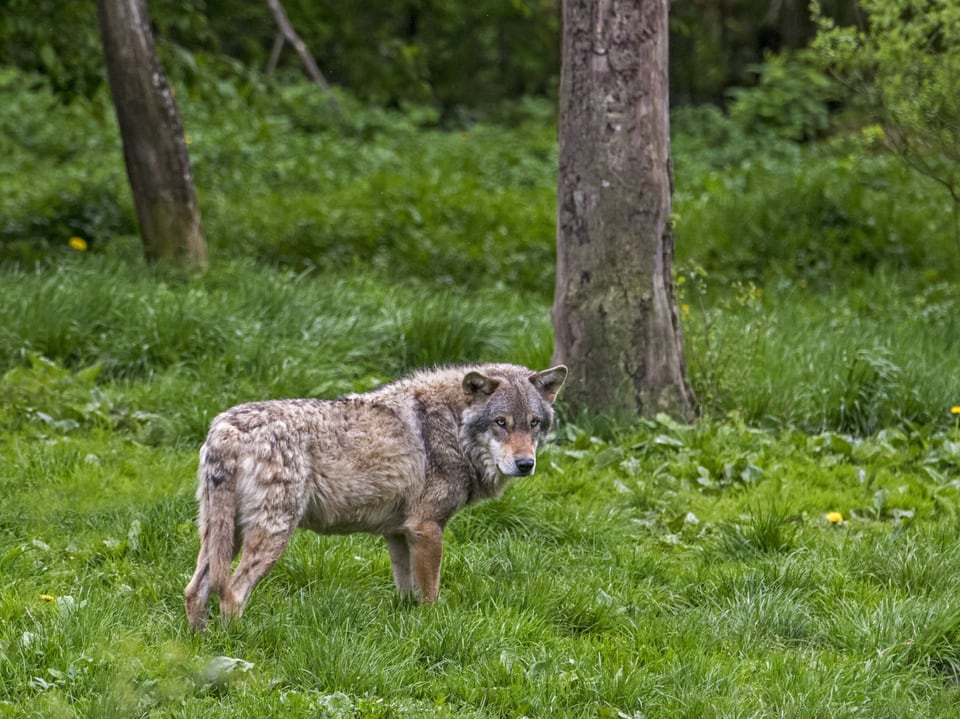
left=461, top=364, right=567, bottom=478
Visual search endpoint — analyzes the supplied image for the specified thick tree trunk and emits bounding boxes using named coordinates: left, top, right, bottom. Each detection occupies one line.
left=97, top=0, right=207, bottom=270
left=552, top=0, right=695, bottom=420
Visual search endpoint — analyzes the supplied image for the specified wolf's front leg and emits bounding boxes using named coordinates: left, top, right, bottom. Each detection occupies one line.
left=409, top=520, right=443, bottom=602
left=384, top=533, right=413, bottom=595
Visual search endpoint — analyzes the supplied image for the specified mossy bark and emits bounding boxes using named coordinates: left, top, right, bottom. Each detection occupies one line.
left=552, top=0, right=695, bottom=420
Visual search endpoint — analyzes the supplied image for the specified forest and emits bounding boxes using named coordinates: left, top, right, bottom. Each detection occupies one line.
left=2, top=1, right=960, bottom=716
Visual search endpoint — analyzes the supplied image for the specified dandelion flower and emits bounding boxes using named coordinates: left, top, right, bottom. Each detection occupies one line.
left=951, top=406, right=960, bottom=415
left=825, top=511, right=844, bottom=524
left=40, top=594, right=55, bottom=602
left=68, top=236, right=88, bottom=251
left=680, top=304, right=690, bottom=314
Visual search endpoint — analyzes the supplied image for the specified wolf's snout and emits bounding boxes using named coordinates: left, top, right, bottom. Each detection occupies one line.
left=514, top=458, right=535, bottom=475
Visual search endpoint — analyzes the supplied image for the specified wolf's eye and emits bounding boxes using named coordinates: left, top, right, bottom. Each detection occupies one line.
left=530, top=417, right=540, bottom=427
left=494, top=417, right=507, bottom=427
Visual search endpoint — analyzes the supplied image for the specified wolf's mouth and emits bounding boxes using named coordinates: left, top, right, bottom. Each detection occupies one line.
left=498, top=457, right=535, bottom=476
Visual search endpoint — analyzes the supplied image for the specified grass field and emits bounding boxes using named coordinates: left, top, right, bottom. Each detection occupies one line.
left=4, top=390, right=960, bottom=717
left=3, top=70, right=960, bottom=717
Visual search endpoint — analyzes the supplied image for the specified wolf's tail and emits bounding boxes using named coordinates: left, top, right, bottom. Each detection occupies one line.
left=185, top=435, right=241, bottom=631
left=196, top=440, right=238, bottom=598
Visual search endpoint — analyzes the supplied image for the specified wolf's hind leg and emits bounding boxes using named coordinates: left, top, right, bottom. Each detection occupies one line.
left=220, top=526, right=295, bottom=624
left=385, top=534, right=413, bottom=595
left=409, top=521, right=443, bottom=603
left=184, top=545, right=212, bottom=632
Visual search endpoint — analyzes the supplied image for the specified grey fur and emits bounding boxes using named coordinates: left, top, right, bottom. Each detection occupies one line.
left=184, top=363, right=567, bottom=630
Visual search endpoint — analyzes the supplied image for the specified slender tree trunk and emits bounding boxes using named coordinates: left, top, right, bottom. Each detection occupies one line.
left=266, top=32, right=285, bottom=74
left=97, top=0, right=207, bottom=270
left=552, top=0, right=695, bottom=420
left=266, top=0, right=330, bottom=90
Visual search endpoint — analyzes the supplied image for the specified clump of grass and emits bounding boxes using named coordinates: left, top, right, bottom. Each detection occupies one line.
left=714, top=503, right=800, bottom=557
left=681, top=272, right=960, bottom=433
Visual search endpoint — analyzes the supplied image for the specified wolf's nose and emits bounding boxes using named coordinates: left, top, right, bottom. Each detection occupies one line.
left=515, top=458, right=535, bottom=475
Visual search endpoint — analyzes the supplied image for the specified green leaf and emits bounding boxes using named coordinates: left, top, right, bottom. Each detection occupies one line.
left=594, top=446, right=625, bottom=469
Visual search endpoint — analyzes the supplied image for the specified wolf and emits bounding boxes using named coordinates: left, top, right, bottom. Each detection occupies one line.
left=183, top=362, right=567, bottom=631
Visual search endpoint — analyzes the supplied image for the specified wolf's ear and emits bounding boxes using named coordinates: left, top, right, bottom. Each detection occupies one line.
left=530, top=365, right=568, bottom=404
left=463, top=371, right=501, bottom=401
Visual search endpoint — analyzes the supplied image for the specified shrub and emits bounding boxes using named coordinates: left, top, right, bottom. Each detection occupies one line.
left=673, top=115, right=955, bottom=285
left=812, top=0, right=960, bottom=252
left=727, top=51, right=841, bottom=142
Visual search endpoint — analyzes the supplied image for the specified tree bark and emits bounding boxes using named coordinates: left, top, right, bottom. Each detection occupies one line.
left=97, top=0, right=207, bottom=270
left=552, top=0, right=695, bottom=420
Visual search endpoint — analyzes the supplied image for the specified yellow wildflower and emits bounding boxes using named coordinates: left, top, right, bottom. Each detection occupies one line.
left=40, top=594, right=55, bottom=602
left=951, top=406, right=960, bottom=415
left=680, top=304, right=690, bottom=315
left=68, top=236, right=88, bottom=251
left=825, top=511, right=844, bottom=524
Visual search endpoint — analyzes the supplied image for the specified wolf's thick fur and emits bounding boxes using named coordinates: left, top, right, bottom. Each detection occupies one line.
left=183, top=363, right=567, bottom=631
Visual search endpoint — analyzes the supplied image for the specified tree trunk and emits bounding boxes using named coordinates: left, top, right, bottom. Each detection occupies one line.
left=552, top=0, right=695, bottom=420
left=97, top=0, right=207, bottom=270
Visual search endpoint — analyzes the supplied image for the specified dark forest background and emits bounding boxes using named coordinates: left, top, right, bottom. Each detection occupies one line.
left=1, top=0, right=862, bottom=111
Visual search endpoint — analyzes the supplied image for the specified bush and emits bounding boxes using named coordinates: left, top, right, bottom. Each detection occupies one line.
left=727, top=51, right=841, bottom=142
left=812, top=0, right=960, bottom=224
left=672, top=105, right=957, bottom=285
left=0, top=69, right=132, bottom=264
left=182, top=89, right=558, bottom=293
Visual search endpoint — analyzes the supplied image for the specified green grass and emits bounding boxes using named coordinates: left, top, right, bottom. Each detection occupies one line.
left=680, top=272, right=960, bottom=432
left=2, top=256, right=958, bottom=444
left=4, top=418, right=960, bottom=716
left=3, top=69, right=960, bottom=716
